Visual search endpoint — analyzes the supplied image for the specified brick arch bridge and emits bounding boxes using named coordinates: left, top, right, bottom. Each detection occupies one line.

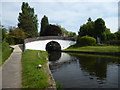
left=24, top=36, right=76, bottom=51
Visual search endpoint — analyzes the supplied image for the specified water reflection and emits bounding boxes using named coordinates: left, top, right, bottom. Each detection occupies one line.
left=77, top=56, right=107, bottom=80
left=49, top=52, right=119, bottom=88
left=48, top=51, right=61, bottom=61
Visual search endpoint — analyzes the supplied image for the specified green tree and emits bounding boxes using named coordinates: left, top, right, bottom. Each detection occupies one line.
left=43, top=24, right=62, bottom=36
left=7, top=28, right=25, bottom=44
left=56, top=25, right=69, bottom=36
left=0, top=25, right=8, bottom=41
left=78, top=18, right=108, bottom=43
left=87, top=17, right=92, bottom=22
left=9, top=28, right=25, bottom=39
left=56, top=24, right=76, bottom=37
left=94, top=18, right=106, bottom=38
left=114, top=31, right=120, bottom=40
left=69, top=32, right=76, bottom=37
left=106, top=33, right=116, bottom=41
left=18, top=2, right=38, bottom=38
left=78, top=18, right=94, bottom=37
left=40, top=15, right=49, bottom=36
left=2, top=28, right=7, bottom=41
left=104, top=28, right=111, bottom=34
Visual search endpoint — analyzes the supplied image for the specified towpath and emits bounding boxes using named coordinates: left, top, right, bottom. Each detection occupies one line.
left=2, top=45, right=22, bottom=88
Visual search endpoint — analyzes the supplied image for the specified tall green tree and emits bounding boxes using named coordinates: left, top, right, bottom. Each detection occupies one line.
left=40, top=15, right=49, bottom=36
left=94, top=18, right=106, bottom=38
left=18, top=2, right=38, bottom=38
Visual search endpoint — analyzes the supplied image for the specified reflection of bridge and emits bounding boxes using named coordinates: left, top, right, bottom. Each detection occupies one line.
left=24, top=36, right=76, bottom=51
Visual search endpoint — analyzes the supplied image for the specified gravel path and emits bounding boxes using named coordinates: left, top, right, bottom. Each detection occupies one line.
left=2, top=45, right=22, bottom=88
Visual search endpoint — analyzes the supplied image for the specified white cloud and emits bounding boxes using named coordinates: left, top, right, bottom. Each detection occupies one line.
left=1, top=1, right=118, bottom=33
left=1, top=2, right=21, bottom=27
left=105, top=17, right=118, bottom=33
left=1, top=0, right=119, bottom=2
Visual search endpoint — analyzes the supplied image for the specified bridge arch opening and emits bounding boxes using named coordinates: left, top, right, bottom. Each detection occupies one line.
left=46, top=41, right=61, bottom=51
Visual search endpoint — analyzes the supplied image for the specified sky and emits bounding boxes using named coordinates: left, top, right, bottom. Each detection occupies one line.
left=0, top=0, right=119, bottom=34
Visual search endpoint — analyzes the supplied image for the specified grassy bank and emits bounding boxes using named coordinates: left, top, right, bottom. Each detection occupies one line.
left=0, top=43, right=2, bottom=65
left=66, top=45, right=120, bottom=53
left=22, top=50, right=51, bottom=88
left=1, top=42, right=13, bottom=65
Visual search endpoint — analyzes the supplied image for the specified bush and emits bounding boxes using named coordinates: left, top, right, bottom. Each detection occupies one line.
left=6, top=36, right=24, bottom=45
left=114, top=31, right=120, bottom=40
left=106, top=40, right=120, bottom=45
left=77, top=35, right=96, bottom=46
left=2, top=41, right=13, bottom=64
left=106, top=33, right=116, bottom=41
left=6, top=36, right=15, bottom=45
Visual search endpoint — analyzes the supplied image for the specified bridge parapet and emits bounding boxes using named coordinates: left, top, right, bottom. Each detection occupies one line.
left=24, top=36, right=76, bottom=43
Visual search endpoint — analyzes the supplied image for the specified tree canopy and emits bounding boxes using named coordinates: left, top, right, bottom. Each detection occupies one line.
left=18, top=2, right=38, bottom=38
left=56, top=25, right=76, bottom=37
left=94, top=18, right=106, bottom=38
left=43, top=24, right=62, bottom=36
left=39, top=15, right=49, bottom=36
left=78, top=18, right=108, bottom=42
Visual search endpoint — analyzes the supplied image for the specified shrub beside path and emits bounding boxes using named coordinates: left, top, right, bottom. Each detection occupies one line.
left=2, top=45, right=22, bottom=88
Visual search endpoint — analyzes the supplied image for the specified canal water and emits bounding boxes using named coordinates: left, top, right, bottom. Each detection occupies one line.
left=48, top=52, right=119, bottom=88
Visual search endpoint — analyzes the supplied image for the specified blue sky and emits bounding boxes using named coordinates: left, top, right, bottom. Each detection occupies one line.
left=0, top=0, right=119, bottom=34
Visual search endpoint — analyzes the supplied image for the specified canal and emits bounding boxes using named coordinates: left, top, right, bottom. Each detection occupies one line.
left=48, top=52, right=119, bottom=88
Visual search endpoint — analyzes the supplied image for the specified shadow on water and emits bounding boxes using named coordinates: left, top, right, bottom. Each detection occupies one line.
left=48, top=51, right=119, bottom=88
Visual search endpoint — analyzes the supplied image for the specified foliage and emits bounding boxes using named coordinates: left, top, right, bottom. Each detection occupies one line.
left=114, top=31, right=120, bottom=40
left=22, top=50, right=51, bottom=88
left=18, top=2, right=38, bottom=38
left=94, top=18, right=106, bottom=38
left=43, top=24, right=62, bottom=36
left=98, top=32, right=106, bottom=42
left=2, top=41, right=13, bottom=65
left=69, top=32, right=76, bottom=37
left=106, top=40, right=120, bottom=45
left=2, top=28, right=7, bottom=41
left=40, top=15, right=49, bottom=36
left=6, top=28, right=25, bottom=45
left=6, top=36, right=15, bottom=45
left=56, top=25, right=76, bottom=37
left=78, top=18, right=107, bottom=42
left=104, top=28, right=111, bottom=34
left=77, top=35, right=96, bottom=46
left=9, top=28, right=25, bottom=39
left=106, top=33, right=116, bottom=41
left=78, top=19, right=95, bottom=37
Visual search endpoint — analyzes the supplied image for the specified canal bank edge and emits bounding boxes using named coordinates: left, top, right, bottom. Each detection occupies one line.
left=38, top=51, right=56, bottom=89
left=46, top=57, right=56, bottom=89
left=62, top=50, right=120, bottom=57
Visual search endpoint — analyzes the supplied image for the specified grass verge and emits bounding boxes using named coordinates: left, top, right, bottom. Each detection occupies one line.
left=66, top=45, right=120, bottom=53
left=0, top=43, right=1, bottom=65
left=22, top=50, right=51, bottom=88
left=1, top=42, right=13, bottom=65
